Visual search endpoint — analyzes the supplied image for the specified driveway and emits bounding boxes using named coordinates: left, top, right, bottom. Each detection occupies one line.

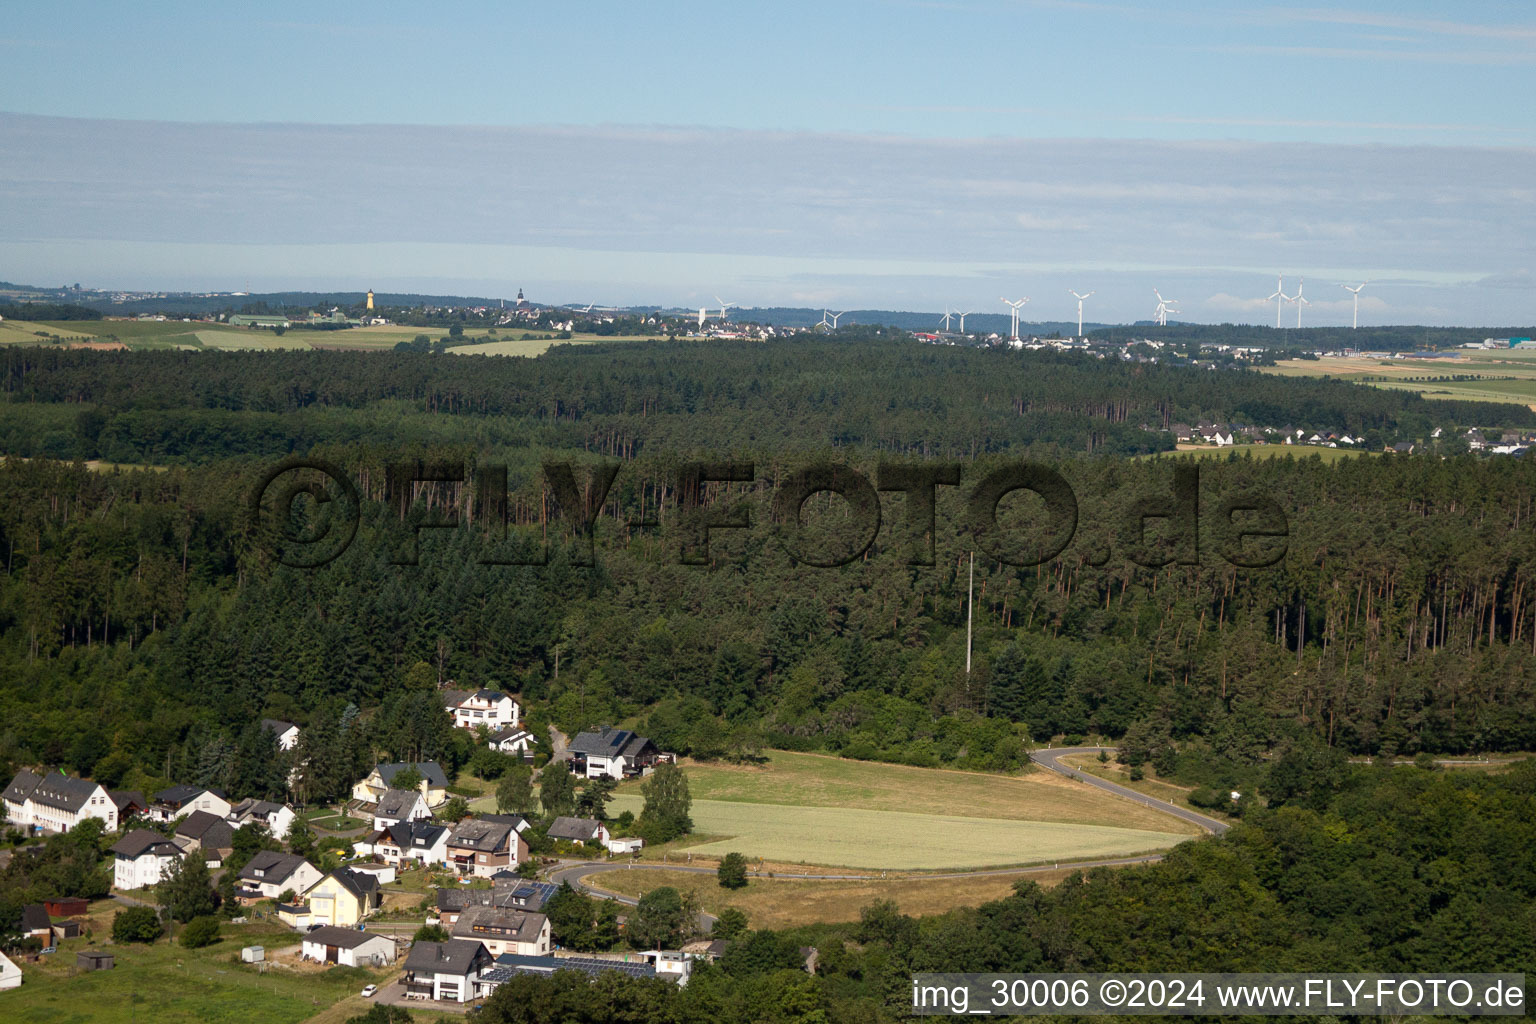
left=1029, top=746, right=1229, bottom=834
left=375, top=977, right=471, bottom=1014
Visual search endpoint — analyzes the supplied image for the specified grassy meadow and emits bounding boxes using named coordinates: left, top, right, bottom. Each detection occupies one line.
left=1264, top=350, right=1536, bottom=407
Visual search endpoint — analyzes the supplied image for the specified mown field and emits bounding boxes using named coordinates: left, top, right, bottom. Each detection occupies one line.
left=603, top=751, right=1196, bottom=869
left=587, top=865, right=1078, bottom=929
left=1265, top=351, right=1536, bottom=407
left=1142, top=443, right=1374, bottom=463
left=6, top=901, right=391, bottom=1024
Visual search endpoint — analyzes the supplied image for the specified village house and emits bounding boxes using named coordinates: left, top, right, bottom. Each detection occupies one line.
left=236, top=850, right=322, bottom=903
left=372, top=788, right=431, bottom=830
left=567, top=728, right=662, bottom=779
left=2, top=770, right=118, bottom=835
left=109, top=790, right=147, bottom=822
left=226, top=798, right=297, bottom=839
left=442, top=688, right=521, bottom=731
left=434, top=881, right=556, bottom=925
left=174, top=810, right=236, bottom=867
left=351, top=762, right=449, bottom=808
left=109, top=829, right=184, bottom=890
left=146, top=784, right=232, bottom=823
left=487, top=727, right=538, bottom=760
left=446, top=818, right=527, bottom=877
left=280, top=868, right=381, bottom=928
left=450, top=906, right=551, bottom=957
left=260, top=718, right=300, bottom=751
left=301, top=927, right=396, bottom=967
left=401, top=939, right=494, bottom=1003
left=546, top=816, right=610, bottom=846
left=360, top=820, right=451, bottom=867
left=0, top=948, right=20, bottom=990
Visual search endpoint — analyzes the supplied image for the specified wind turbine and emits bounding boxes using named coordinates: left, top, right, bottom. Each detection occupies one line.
left=1153, top=289, right=1179, bottom=327
left=939, top=308, right=954, bottom=332
left=714, top=296, right=735, bottom=320
left=1266, top=274, right=1285, bottom=329
left=1292, top=277, right=1310, bottom=328
left=1001, top=297, right=1029, bottom=340
left=957, top=310, right=973, bottom=334
left=1341, top=281, right=1367, bottom=329
left=1069, top=290, right=1094, bottom=338
left=827, top=310, right=847, bottom=329
left=817, top=310, right=832, bottom=330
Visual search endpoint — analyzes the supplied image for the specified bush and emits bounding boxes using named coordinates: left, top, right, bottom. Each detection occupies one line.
left=414, top=923, right=450, bottom=942
left=179, top=915, right=220, bottom=948
left=113, top=906, right=163, bottom=943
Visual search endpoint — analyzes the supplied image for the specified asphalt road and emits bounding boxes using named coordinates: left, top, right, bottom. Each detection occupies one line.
left=1028, top=746, right=1230, bottom=835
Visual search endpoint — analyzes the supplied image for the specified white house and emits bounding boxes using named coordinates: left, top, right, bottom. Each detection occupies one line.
left=546, top=817, right=610, bottom=846
left=443, top=688, right=521, bottom=731
left=3, top=771, right=118, bottom=834
left=351, top=762, right=449, bottom=808
left=359, top=821, right=450, bottom=867
left=402, top=939, right=495, bottom=1003
left=261, top=718, right=301, bottom=751
left=146, top=784, right=232, bottom=824
left=487, top=727, right=537, bottom=759
left=0, top=949, right=21, bottom=990
left=566, top=728, right=661, bottom=780
left=236, top=850, right=322, bottom=902
left=372, top=788, right=430, bottom=831
left=109, top=829, right=183, bottom=890
left=227, top=798, right=297, bottom=840
left=302, top=927, right=396, bottom=967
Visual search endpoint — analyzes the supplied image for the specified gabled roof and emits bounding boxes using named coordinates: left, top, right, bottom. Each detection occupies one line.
left=375, top=789, right=424, bottom=818
left=110, top=829, right=182, bottom=859
left=379, top=820, right=448, bottom=849
left=448, top=819, right=513, bottom=852
left=489, top=727, right=535, bottom=745
left=238, top=849, right=312, bottom=884
left=374, top=762, right=448, bottom=788
left=260, top=718, right=298, bottom=736
left=109, top=790, right=147, bottom=813
left=310, top=868, right=380, bottom=902
left=546, top=816, right=604, bottom=841
left=403, top=938, right=491, bottom=976
left=437, top=882, right=556, bottom=913
left=21, top=905, right=51, bottom=932
left=451, top=905, right=547, bottom=944
left=4, top=769, right=43, bottom=804
left=567, top=727, right=656, bottom=759
left=151, top=783, right=209, bottom=807
left=304, top=926, right=390, bottom=950
left=439, top=688, right=473, bottom=707
left=228, top=798, right=287, bottom=821
left=29, top=772, right=102, bottom=813
left=175, top=810, right=226, bottom=840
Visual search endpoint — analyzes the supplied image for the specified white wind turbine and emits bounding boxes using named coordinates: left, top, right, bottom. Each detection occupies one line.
left=1291, top=277, right=1311, bottom=327
left=817, top=310, right=832, bottom=330
left=1069, top=290, right=1094, bottom=338
left=1153, top=289, right=1179, bottom=327
left=827, top=310, right=847, bottom=329
left=957, top=310, right=973, bottom=334
left=714, top=296, right=735, bottom=320
left=1266, top=274, right=1285, bottom=329
left=1001, top=297, right=1029, bottom=340
left=939, top=308, right=954, bottom=332
left=1341, top=282, right=1367, bottom=329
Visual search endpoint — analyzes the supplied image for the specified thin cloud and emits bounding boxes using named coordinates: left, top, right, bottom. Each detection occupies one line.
left=1281, top=8, right=1536, bottom=42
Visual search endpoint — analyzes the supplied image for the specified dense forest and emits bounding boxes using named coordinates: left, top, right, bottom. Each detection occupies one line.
left=0, top=339, right=1534, bottom=808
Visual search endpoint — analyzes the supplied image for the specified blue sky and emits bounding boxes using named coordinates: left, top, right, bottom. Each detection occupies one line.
left=2, top=1, right=1533, bottom=325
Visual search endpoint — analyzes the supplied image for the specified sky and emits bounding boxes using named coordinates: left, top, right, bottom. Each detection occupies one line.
left=1, top=1, right=1533, bottom=326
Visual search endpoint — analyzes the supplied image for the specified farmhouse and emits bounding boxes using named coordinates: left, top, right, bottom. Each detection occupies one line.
left=351, top=762, right=449, bottom=807
left=546, top=816, right=610, bottom=845
left=260, top=718, right=300, bottom=751
left=567, top=727, right=662, bottom=779
left=3, top=770, right=118, bottom=834
left=372, top=788, right=431, bottom=830
left=402, top=939, right=494, bottom=1003
left=110, top=829, right=184, bottom=890
left=442, top=687, right=521, bottom=731
left=301, top=927, right=396, bottom=967
left=447, top=818, right=527, bottom=877
left=450, top=905, right=551, bottom=957
left=147, top=784, right=232, bottom=823
left=236, top=850, right=322, bottom=902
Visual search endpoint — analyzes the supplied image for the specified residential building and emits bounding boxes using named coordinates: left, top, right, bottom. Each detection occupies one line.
left=260, top=719, right=301, bottom=751
left=236, top=850, right=322, bottom=903
left=351, top=762, right=449, bottom=808
left=298, top=869, right=382, bottom=928
left=372, top=788, right=430, bottom=830
left=546, top=817, right=610, bottom=845
left=147, top=784, right=232, bottom=823
left=360, top=820, right=450, bottom=867
left=446, top=819, right=526, bottom=877
left=2, top=769, right=40, bottom=826
left=442, top=688, right=521, bottom=731
left=301, top=927, right=396, bottom=967
left=487, top=727, right=537, bottom=760
left=4, top=771, right=118, bottom=834
left=110, top=829, right=184, bottom=890
left=450, top=906, right=550, bottom=957
left=567, top=728, right=661, bottom=779
left=401, top=939, right=494, bottom=1003
left=174, top=810, right=236, bottom=867
left=434, top=882, right=557, bottom=924
left=226, top=798, right=297, bottom=840
left=476, top=952, right=666, bottom=992
left=0, top=949, right=20, bottom=990
left=109, top=790, right=148, bottom=822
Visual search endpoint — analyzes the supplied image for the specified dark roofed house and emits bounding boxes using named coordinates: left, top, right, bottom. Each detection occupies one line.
left=487, top=727, right=537, bottom=760
left=435, top=881, right=557, bottom=923
left=20, top=772, right=117, bottom=834
left=546, top=817, right=609, bottom=845
left=147, top=784, right=231, bottom=823
left=447, top=818, right=526, bottom=877
left=567, top=727, right=661, bottom=780
left=2, top=769, right=43, bottom=826
left=110, top=828, right=184, bottom=890
left=20, top=904, right=52, bottom=940
left=109, top=790, right=147, bottom=819
left=301, top=926, right=396, bottom=967
left=450, top=905, right=551, bottom=957
left=373, top=788, right=430, bottom=829
left=402, top=939, right=494, bottom=1002
left=236, top=850, right=322, bottom=902
left=175, top=811, right=236, bottom=865
left=352, top=761, right=448, bottom=807
left=260, top=718, right=300, bottom=751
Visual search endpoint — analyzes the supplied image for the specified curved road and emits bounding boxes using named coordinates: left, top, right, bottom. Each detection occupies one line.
left=1029, top=746, right=1229, bottom=835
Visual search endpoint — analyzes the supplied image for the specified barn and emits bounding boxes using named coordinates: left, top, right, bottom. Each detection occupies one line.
left=301, top=927, right=396, bottom=967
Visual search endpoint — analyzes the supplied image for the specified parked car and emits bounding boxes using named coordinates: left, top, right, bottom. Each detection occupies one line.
left=361, top=984, right=377, bottom=998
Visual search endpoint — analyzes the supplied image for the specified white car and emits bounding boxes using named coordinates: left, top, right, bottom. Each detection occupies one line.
left=361, top=985, right=377, bottom=999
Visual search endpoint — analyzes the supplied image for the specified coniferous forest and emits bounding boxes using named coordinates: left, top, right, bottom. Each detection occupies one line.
left=2, top=336, right=1534, bottom=1021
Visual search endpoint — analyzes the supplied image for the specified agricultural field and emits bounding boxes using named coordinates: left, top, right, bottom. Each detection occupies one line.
left=1142, top=443, right=1374, bottom=463
left=446, top=331, right=675, bottom=357
left=1265, top=352, right=1536, bottom=407
left=5, top=901, right=390, bottom=1024
left=605, top=751, right=1197, bottom=869
left=587, top=865, right=1078, bottom=930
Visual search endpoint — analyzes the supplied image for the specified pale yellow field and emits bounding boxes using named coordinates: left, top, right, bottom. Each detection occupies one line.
left=446, top=337, right=592, bottom=357
left=0, top=318, right=99, bottom=343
